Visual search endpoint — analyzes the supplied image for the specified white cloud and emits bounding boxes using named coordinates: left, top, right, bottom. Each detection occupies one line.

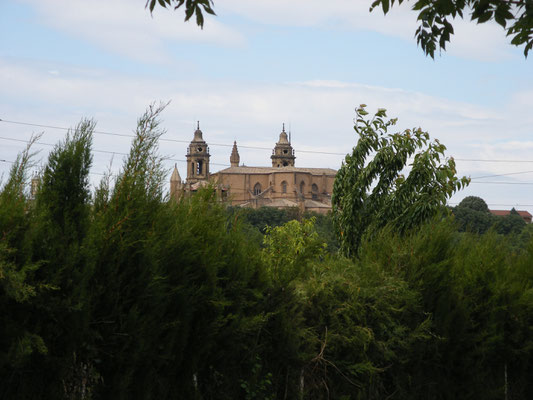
left=219, top=0, right=516, bottom=61
left=1, top=59, right=529, bottom=167
left=22, top=0, right=246, bottom=63
left=446, top=18, right=514, bottom=61
left=18, top=0, right=517, bottom=63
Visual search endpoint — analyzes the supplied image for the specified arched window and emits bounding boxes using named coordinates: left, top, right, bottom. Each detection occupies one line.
left=196, top=160, right=203, bottom=175
left=281, top=181, right=287, bottom=194
left=312, top=184, right=319, bottom=200
left=253, top=183, right=262, bottom=196
left=191, top=162, right=195, bottom=175
left=300, top=181, right=305, bottom=195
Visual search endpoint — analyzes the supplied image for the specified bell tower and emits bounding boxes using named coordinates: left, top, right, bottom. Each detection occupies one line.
left=271, top=124, right=295, bottom=167
left=186, top=122, right=210, bottom=184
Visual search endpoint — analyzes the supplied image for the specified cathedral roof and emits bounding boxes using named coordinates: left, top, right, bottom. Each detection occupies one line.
left=213, top=166, right=337, bottom=176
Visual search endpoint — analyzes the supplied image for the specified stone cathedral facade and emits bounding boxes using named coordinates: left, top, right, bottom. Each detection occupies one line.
left=170, top=124, right=337, bottom=214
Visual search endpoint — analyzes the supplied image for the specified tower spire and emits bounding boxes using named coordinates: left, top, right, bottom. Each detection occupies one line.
left=230, top=140, right=240, bottom=167
left=170, top=163, right=183, bottom=200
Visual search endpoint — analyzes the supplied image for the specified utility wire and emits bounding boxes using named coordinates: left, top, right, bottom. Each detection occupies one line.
left=3, top=154, right=533, bottom=186
left=5, top=117, right=533, bottom=161
left=0, top=136, right=230, bottom=167
left=0, top=118, right=341, bottom=155
left=5, top=134, right=533, bottom=182
left=470, top=181, right=533, bottom=185
left=5, top=122, right=533, bottom=183
left=470, top=170, right=533, bottom=180
left=456, top=158, right=533, bottom=163
left=3, top=131, right=532, bottom=181
left=449, top=202, right=533, bottom=207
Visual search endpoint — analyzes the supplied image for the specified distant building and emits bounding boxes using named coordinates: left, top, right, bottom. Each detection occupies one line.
left=489, top=209, right=532, bottom=224
left=170, top=123, right=336, bottom=214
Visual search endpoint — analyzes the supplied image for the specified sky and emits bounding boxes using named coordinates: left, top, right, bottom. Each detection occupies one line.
left=1, top=0, right=532, bottom=212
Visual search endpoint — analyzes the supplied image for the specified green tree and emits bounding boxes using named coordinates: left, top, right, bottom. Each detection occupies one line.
left=453, top=196, right=494, bottom=234
left=358, top=217, right=533, bottom=398
left=84, top=104, right=270, bottom=399
left=493, top=207, right=527, bottom=235
left=371, top=0, right=533, bottom=57
left=298, top=255, right=432, bottom=399
left=259, top=218, right=326, bottom=399
left=29, top=120, right=96, bottom=398
left=0, top=121, right=97, bottom=399
left=457, top=195, right=489, bottom=213
left=262, top=218, right=326, bottom=284
left=0, top=135, right=48, bottom=376
left=332, top=105, right=469, bottom=257
left=228, top=206, right=300, bottom=234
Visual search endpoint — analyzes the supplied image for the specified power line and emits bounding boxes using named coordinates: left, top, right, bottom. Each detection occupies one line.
left=5, top=119, right=533, bottom=180
left=5, top=134, right=533, bottom=183
left=4, top=153, right=533, bottom=186
left=455, top=158, right=533, bottom=163
left=0, top=136, right=230, bottom=167
left=9, top=117, right=533, bottom=161
left=449, top=202, right=533, bottom=207
left=470, top=170, right=533, bottom=180
left=470, top=181, right=533, bottom=185
left=0, top=118, right=343, bottom=156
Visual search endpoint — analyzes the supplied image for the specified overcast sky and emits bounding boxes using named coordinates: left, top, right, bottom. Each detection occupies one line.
left=1, top=0, right=532, bottom=211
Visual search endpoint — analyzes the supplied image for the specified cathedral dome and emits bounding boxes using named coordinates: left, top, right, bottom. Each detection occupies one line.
left=193, top=121, right=204, bottom=142
left=278, top=130, right=289, bottom=144
left=277, top=124, right=289, bottom=144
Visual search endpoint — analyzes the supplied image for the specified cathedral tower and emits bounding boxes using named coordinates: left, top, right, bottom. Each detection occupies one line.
left=186, top=122, right=210, bottom=184
left=271, top=124, right=295, bottom=167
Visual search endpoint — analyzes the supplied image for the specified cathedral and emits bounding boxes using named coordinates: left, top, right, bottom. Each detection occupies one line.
left=170, top=123, right=337, bottom=214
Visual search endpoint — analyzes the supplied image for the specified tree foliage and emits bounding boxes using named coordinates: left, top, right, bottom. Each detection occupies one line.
left=453, top=195, right=493, bottom=233
left=458, top=195, right=489, bottom=212
left=332, top=105, right=469, bottom=257
left=493, top=207, right=527, bottom=235
left=371, top=0, right=533, bottom=57
left=453, top=196, right=529, bottom=238
left=359, top=218, right=533, bottom=399
left=145, top=0, right=215, bottom=27
left=262, top=218, right=326, bottom=284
